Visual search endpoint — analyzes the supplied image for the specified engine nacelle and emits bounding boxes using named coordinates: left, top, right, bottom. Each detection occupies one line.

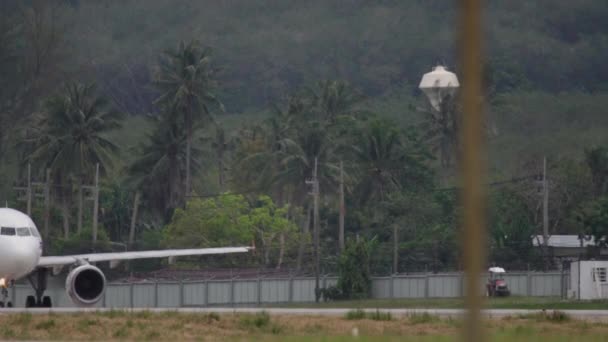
left=65, top=264, right=106, bottom=306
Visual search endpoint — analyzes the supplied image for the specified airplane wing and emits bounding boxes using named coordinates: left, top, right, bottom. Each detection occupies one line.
left=38, top=247, right=252, bottom=268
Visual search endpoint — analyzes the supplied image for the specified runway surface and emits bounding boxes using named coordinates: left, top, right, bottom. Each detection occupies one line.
left=1, top=307, right=608, bottom=320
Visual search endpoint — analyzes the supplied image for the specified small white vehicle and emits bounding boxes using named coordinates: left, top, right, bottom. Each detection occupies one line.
left=486, top=267, right=510, bottom=297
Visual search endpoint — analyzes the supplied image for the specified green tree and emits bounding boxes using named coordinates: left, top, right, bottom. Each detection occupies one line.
left=577, top=196, right=608, bottom=252
left=25, top=82, right=122, bottom=238
left=163, top=193, right=297, bottom=267
left=308, top=80, right=364, bottom=126
left=163, top=194, right=253, bottom=249
left=336, top=237, right=377, bottom=299
left=128, top=115, right=203, bottom=222
left=349, top=118, right=435, bottom=272
left=154, top=40, right=223, bottom=200
left=242, top=195, right=298, bottom=267
left=488, top=187, right=537, bottom=268
left=351, top=119, right=432, bottom=203
left=210, top=124, right=232, bottom=192
left=585, top=147, right=608, bottom=198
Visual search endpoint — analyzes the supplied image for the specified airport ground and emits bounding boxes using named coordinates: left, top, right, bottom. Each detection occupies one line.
left=268, top=296, right=608, bottom=310
left=1, top=297, right=608, bottom=341
left=0, top=309, right=607, bottom=341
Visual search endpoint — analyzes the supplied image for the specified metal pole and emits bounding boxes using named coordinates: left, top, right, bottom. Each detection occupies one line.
left=92, top=163, right=100, bottom=244
left=313, top=158, right=320, bottom=302
left=26, top=163, right=32, bottom=216
left=128, top=191, right=141, bottom=248
left=459, top=0, right=486, bottom=341
left=542, top=156, right=549, bottom=268
left=43, top=169, right=51, bottom=243
left=77, top=177, right=83, bottom=234
left=179, top=281, right=184, bottom=307
left=306, top=158, right=320, bottom=302
left=339, top=160, right=345, bottom=252
left=154, top=282, right=158, bottom=308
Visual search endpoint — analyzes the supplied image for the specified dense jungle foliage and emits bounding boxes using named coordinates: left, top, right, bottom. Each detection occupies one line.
left=1, top=0, right=607, bottom=274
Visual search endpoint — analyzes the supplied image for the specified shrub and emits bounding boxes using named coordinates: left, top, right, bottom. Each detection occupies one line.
left=239, top=311, right=283, bottom=334
left=240, top=312, right=271, bottom=329
left=518, top=310, right=571, bottom=323
left=320, top=286, right=343, bottom=301
left=207, top=312, right=221, bottom=322
left=345, top=309, right=392, bottom=321
left=337, top=237, right=377, bottom=300
left=368, top=310, right=392, bottom=321
left=345, top=309, right=367, bottom=320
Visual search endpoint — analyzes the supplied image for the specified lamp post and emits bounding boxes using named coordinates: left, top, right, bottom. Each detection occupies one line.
left=419, top=65, right=460, bottom=183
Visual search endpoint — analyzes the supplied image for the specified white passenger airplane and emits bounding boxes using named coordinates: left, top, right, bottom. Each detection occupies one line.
left=0, top=207, right=252, bottom=308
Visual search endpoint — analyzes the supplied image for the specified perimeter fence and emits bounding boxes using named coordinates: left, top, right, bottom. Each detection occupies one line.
left=8, top=270, right=568, bottom=307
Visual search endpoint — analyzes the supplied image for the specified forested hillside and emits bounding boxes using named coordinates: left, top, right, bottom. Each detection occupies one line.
left=1, top=0, right=607, bottom=274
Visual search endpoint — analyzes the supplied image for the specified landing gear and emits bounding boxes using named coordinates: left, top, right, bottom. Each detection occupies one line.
left=25, top=295, right=51, bottom=308
left=26, top=296, right=36, bottom=308
left=26, top=268, right=52, bottom=308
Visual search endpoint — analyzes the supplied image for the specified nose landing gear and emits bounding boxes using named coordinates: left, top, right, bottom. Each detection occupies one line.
left=26, top=268, right=52, bottom=308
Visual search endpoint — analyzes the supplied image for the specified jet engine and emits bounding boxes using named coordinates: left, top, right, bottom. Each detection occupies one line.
left=65, top=264, right=106, bottom=306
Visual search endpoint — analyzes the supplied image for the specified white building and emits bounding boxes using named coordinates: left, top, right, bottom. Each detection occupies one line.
left=569, top=260, right=608, bottom=300
left=532, top=235, right=608, bottom=260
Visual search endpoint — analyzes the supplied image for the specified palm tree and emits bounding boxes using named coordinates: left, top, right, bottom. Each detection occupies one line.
left=352, top=119, right=433, bottom=201
left=24, top=82, right=123, bottom=237
left=351, top=119, right=405, bottom=203
left=308, top=80, right=365, bottom=126
left=154, top=40, right=222, bottom=199
left=351, top=118, right=435, bottom=273
left=210, top=124, right=235, bottom=193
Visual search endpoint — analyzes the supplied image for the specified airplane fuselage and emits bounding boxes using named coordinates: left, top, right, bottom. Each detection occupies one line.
left=0, top=208, right=42, bottom=286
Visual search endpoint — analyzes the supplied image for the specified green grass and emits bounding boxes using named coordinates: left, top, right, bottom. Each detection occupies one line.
left=345, top=309, right=393, bottom=321
left=239, top=311, right=284, bottom=334
left=272, top=296, right=608, bottom=310
left=407, top=312, right=442, bottom=325
left=0, top=311, right=606, bottom=341
left=516, top=310, right=571, bottom=323
left=260, top=334, right=608, bottom=342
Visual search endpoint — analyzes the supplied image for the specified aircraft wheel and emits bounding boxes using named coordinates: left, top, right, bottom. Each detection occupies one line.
left=7, top=302, right=12, bottom=308
left=42, top=296, right=52, bottom=308
left=0, top=301, right=4, bottom=308
left=25, top=296, right=36, bottom=308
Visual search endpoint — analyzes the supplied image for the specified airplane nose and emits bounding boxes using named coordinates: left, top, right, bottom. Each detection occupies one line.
left=3, top=240, right=38, bottom=277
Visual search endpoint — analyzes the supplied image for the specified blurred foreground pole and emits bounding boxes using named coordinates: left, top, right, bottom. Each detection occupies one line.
left=459, top=0, right=486, bottom=341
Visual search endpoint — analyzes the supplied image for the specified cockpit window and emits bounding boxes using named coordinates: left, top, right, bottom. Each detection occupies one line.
left=1, top=227, right=16, bottom=236
left=29, top=227, right=41, bottom=238
left=17, top=227, right=31, bottom=236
